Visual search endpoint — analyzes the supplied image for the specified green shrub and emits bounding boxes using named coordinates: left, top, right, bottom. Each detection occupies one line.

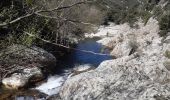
left=158, top=12, right=170, bottom=37
left=165, top=50, right=170, bottom=59
left=140, top=10, right=152, bottom=25
left=153, top=6, right=163, bottom=19
left=158, top=30, right=168, bottom=37
left=159, top=12, right=170, bottom=30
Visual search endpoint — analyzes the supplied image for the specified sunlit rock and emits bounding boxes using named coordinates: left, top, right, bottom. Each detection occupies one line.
left=2, top=67, right=42, bottom=89
left=59, top=18, right=170, bottom=100
left=69, top=64, right=95, bottom=77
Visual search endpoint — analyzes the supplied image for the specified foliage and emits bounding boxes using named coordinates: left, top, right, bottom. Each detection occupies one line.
left=153, top=6, right=163, bottom=19
left=94, top=0, right=155, bottom=26
left=0, top=0, right=106, bottom=49
left=165, top=50, right=170, bottom=59
left=157, top=11, right=170, bottom=36
left=95, top=0, right=169, bottom=28
left=0, top=0, right=54, bottom=47
left=159, top=12, right=170, bottom=30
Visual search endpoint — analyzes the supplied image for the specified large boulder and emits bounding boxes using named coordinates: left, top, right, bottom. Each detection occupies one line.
left=0, top=44, right=56, bottom=71
left=59, top=53, right=170, bottom=100
left=0, top=44, right=56, bottom=89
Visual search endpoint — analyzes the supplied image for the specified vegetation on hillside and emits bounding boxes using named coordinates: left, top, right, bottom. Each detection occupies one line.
left=0, top=0, right=105, bottom=49
left=96, top=0, right=170, bottom=34
left=0, top=0, right=169, bottom=50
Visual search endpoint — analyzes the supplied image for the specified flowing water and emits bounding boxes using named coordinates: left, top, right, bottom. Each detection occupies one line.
left=36, top=38, right=113, bottom=96
left=0, top=38, right=113, bottom=100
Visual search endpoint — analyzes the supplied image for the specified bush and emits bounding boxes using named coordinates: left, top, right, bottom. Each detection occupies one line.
left=165, top=50, right=170, bottom=59
left=0, top=0, right=55, bottom=47
left=158, top=12, right=170, bottom=37
left=159, top=12, right=170, bottom=31
left=140, top=10, right=152, bottom=25
left=153, top=6, right=163, bottom=19
left=97, top=0, right=157, bottom=27
left=158, top=30, right=168, bottom=37
left=0, top=0, right=106, bottom=49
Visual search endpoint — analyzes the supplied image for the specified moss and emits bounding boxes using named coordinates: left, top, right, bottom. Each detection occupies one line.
left=159, top=13, right=170, bottom=30
left=158, top=30, right=168, bottom=37
left=158, top=12, right=170, bottom=37
left=152, top=6, right=163, bottom=19
left=165, top=50, right=170, bottom=59
left=140, top=11, right=152, bottom=25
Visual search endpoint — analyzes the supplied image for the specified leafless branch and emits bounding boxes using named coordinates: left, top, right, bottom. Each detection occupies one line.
left=25, top=32, right=112, bottom=56
left=0, top=0, right=89, bottom=27
left=35, top=12, right=96, bottom=26
left=36, top=1, right=87, bottom=13
left=0, top=13, right=34, bottom=27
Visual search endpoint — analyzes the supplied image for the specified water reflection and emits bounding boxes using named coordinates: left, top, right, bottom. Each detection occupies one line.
left=15, top=96, right=34, bottom=100
left=58, top=38, right=112, bottom=69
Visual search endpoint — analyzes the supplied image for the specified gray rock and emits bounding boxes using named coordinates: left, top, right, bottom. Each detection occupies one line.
left=68, top=64, right=95, bottom=77
left=0, top=44, right=56, bottom=69
left=73, top=64, right=94, bottom=72
left=47, top=94, right=61, bottom=100
left=59, top=18, right=170, bottom=100
left=59, top=54, right=170, bottom=100
left=2, top=67, right=43, bottom=89
left=0, top=44, right=56, bottom=89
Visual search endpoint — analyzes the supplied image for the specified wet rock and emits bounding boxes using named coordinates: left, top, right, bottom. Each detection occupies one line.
left=0, top=89, right=47, bottom=100
left=47, top=94, right=61, bottom=100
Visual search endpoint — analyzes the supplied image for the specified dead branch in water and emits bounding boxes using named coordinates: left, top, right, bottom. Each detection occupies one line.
left=25, top=32, right=112, bottom=56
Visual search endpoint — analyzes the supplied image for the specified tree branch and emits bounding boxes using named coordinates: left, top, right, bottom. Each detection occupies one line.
left=36, top=1, right=87, bottom=13
left=0, top=0, right=89, bottom=27
left=24, top=32, right=112, bottom=56
left=35, top=12, right=96, bottom=26
left=0, top=13, right=34, bottom=27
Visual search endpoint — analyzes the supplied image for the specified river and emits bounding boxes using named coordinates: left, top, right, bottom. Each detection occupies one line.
left=0, top=38, right=113, bottom=100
